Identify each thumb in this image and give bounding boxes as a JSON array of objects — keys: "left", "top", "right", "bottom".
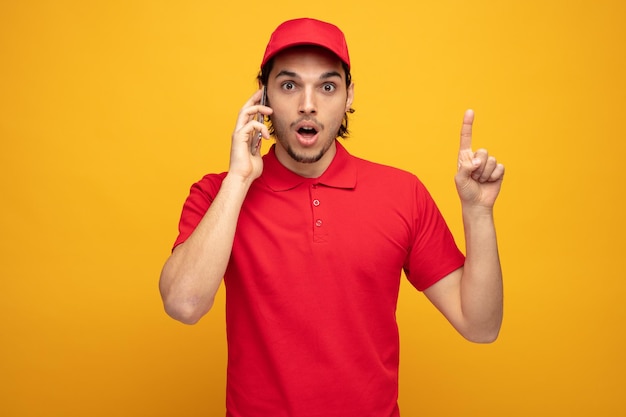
[{"left": 457, "top": 150, "right": 481, "bottom": 178}]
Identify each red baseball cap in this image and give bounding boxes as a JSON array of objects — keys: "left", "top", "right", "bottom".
[{"left": 261, "top": 18, "right": 350, "bottom": 69}]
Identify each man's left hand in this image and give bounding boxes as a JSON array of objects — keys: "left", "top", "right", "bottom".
[{"left": 455, "top": 110, "right": 505, "bottom": 209}]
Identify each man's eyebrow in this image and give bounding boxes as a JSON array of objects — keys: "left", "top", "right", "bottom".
[
  {"left": 274, "top": 70, "right": 298, "bottom": 79},
  {"left": 320, "top": 71, "right": 343, "bottom": 80},
  {"left": 274, "top": 70, "right": 343, "bottom": 80}
]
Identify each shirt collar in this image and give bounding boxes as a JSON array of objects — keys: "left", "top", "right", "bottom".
[{"left": 261, "top": 141, "right": 357, "bottom": 191}]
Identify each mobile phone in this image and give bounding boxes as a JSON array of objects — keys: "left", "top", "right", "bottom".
[{"left": 250, "top": 87, "right": 267, "bottom": 154}]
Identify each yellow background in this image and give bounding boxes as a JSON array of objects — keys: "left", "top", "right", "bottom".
[{"left": 1, "top": 0, "right": 624, "bottom": 416}]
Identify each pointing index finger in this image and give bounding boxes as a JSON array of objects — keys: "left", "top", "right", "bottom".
[{"left": 459, "top": 109, "right": 474, "bottom": 152}]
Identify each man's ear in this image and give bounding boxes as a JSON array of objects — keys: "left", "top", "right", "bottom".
[{"left": 345, "top": 82, "right": 355, "bottom": 113}]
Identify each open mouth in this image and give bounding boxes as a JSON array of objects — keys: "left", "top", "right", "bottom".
[
  {"left": 293, "top": 119, "right": 322, "bottom": 147},
  {"left": 295, "top": 123, "right": 320, "bottom": 146},
  {"left": 297, "top": 126, "right": 318, "bottom": 137}
]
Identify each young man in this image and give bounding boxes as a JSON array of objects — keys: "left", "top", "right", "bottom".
[{"left": 160, "top": 18, "right": 504, "bottom": 417}]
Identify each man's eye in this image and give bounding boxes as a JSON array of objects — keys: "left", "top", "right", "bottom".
[
  {"left": 282, "top": 82, "right": 295, "bottom": 90},
  {"left": 323, "top": 83, "right": 336, "bottom": 92}
]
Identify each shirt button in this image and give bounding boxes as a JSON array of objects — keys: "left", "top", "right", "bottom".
[
  {"left": 315, "top": 219, "right": 323, "bottom": 227},
  {"left": 313, "top": 199, "right": 320, "bottom": 207}
]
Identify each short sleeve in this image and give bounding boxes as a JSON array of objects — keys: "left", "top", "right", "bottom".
[
  {"left": 172, "top": 173, "right": 226, "bottom": 250},
  {"left": 403, "top": 179, "right": 465, "bottom": 291}
]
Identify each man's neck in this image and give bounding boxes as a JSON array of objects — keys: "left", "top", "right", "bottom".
[{"left": 274, "top": 141, "right": 337, "bottom": 178}]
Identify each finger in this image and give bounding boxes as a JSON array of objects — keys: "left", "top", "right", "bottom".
[
  {"left": 235, "top": 89, "right": 266, "bottom": 128},
  {"left": 488, "top": 163, "right": 505, "bottom": 182},
  {"left": 464, "top": 149, "right": 489, "bottom": 181},
  {"left": 238, "top": 103, "right": 272, "bottom": 131},
  {"left": 459, "top": 109, "right": 474, "bottom": 153},
  {"left": 235, "top": 120, "right": 267, "bottom": 141},
  {"left": 249, "top": 121, "right": 273, "bottom": 155},
  {"left": 249, "top": 88, "right": 264, "bottom": 105},
  {"left": 478, "top": 155, "right": 498, "bottom": 183}
]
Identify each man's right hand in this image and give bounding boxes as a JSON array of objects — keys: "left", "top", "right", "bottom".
[{"left": 228, "top": 89, "right": 273, "bottom": 183}]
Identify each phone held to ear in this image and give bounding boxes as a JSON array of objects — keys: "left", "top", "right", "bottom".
[{"left": 250, "top": 87, "right": 267, "bottom": 155}]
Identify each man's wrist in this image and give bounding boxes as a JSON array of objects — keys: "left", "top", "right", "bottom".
[
  {"left": 461, "top": 203, "right": 495, "bottom": 220},
  {"left": 223, "top": 172, "right": 255, "bottom": 193}
]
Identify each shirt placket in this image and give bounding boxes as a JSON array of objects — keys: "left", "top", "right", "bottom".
[{"left": 310, "top": 183, "right": 328, "bottom": 243}]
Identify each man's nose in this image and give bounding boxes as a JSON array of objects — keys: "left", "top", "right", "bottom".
[{"left": 298, "top": 87, "right": 317, "bottom": 115}]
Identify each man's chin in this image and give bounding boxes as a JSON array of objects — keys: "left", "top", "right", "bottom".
[{"left": 286, "top": 146, "right": 325, "bottom": 164}]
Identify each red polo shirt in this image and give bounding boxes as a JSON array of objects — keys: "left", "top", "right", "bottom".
[{"left": 174, "top": 141, "right": 465, "bottom": 417}]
